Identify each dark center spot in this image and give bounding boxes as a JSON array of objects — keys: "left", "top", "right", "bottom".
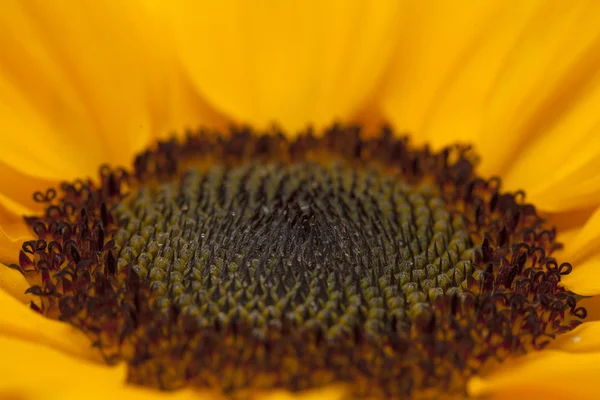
[{"left": 16, "top": 125, "right": 586, "bottom": 399}]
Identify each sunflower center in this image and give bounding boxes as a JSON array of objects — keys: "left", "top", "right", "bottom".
[
  {"left": 18, "top": 125, "right": 585, "bottom": 399},
  {"left": 115, "top": 162, "right": 473, "bottom": 327}
]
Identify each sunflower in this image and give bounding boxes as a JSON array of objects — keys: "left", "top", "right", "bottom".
[{"left": 2, "top": 1, "right": 600, "bottom": 399}]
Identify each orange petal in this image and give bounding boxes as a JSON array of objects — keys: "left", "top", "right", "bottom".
[
  {"left": 579, "top": 296, "right": 600, "bottom": 321},
  {"left": 548, "top": 321, "right": 600, "bottom": 353},
  {"left": 381, "top": 1, "right": 600, "bottom": 216},
  {"left": 1, "top": 0, "right": 231, "bottom": 221},
  {"left": 0, "top": 288, "right": 101, "bottom": 362},
  {"left": 0, "top": 161, "right": 57, "bottom": 214},
  {"left": 381, "top": 0, "right": 541, "bottom": 148},
  {"left": 165, "top": 0, "right": 403, "bottom": 131},
  {"left": 544, "top": 206, "right": 596, "bottom": 237},
  {"left": 0, "top": 264, "right": 34, "bottom": 304},
  {"left": 561, "top": 251, "right": 600, "bottom": 296},
  {"left": 0, "top": 194, "right": 32, "bottom": 265},
  {"left": 0, "top": 335, "right": 209, "bottom": 400},
  {"left": 0, "top": 225, "right": 28, "bottom": 267},
  {"left": 501, "top": 104, "right": 600, "bottom": 213},
  {"left": 130, "top": 2, "right": 231, "bottom": 138},
  {"left": 546, "top": 207, "right": 600, "bottom": 297},
  {"left": 555, "top": 205, "right": 600, "bottom": 264},
  {"left": 259, "top": 386, "right": 347, "bottom": 400},
  {"left": 476, "top": 1, "right": 600, "bottom": 181},
  {"left": 0, "top": 1, "right": 156, "bottom": 180},
  {"left": 468, "top": 350, "right": 600, "bottom": 400}
]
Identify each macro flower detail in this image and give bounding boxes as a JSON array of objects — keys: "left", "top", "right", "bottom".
[
  {"left": 10, "top": 125, "right": 586, "bottom": 398},
  {"left": 3, "top": 1, "right": 600, "bottom": 400}
]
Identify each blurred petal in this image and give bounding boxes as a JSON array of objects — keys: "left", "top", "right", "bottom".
[
  {"left": 579, "top": 296, "right": 600, "bottom": 321},
  {"left": 476, "top": 1, "right": 600, "bottom": 179},
  {"left": 556, "top": 205, "right": 600, "bottom": 263},
  {"left": 500, "top": 77, "right": 600, "bottom": 212},
  {"left": 468, "top": 350, "right": 600, "bottom": 400},
  {"left": 0, "top": 335, "right": 209, "bottom": 400},
  {"left": 548, "top": 321, "right": 600, "bottom": 353},
  {"left": 0, "top": 289, "right": 102, "bottom": 362},
  {"left": 258, "top": 386, "right": 346, "bottom": 400},
  {"left": 382, "top": 1, "right": 600, "bottom": 214},
  {"left": 556, "top": 203, "right": 600, "bottom": 297},
  {"left": 0, "top": 264, "right": 33, "bottom": 304},
  {"left": 148, "top": 68, "right": 232, "bottom": 140},
  {"left": 134, "top": 2, "right": 231, "bottom": 138},
  {"left": 0, "top": 0, "right": 227, "bottom": 188},
  {"left": 561, "top": 252, "right": 600, "bottom": 295},
  {"left": 0, "top": 161, "right": 55, "bottom": 215},
  {"left": 381, "top": 0, "right": 540, "bottom": 147},
  {"left": 0, "top": 195, "right": 32, "bottom": 265},
  {"left": 0, "top": 0, "right": 155, "bottom": 180},
  {"left": 167, "top": 0, "right": 402, "bottom": 131},
  {"left": 0, "top": 226, "right": 28, "bottom": 266},
  {"left": 544, "top": 205, "right": 597, "bottom": 234},
  {"left": 545, "top": 206, "right": 600, "bottom": 296}
]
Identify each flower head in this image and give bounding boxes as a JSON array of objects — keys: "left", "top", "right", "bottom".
[{"left": 2, "top": 1, "right": 600, "bottom": 399}]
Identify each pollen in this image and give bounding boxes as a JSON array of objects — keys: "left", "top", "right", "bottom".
[{"left": 16, "top": 125, "right": 586, "bottom": 399}]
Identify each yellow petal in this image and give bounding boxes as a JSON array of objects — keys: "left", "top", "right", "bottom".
[
  {"left": 0, "top": 159, "right": 58, "bottom": 215},
  {"left": 0, "top": 223, "right": 28, "bottom": 266},
  {"left": 545, "top": 206, "right": 597, "bottom": 235},
  {"left": 381, "top": 0, "right": 541, "bottom": 148},
  {"left": 0, "top": 195, "right": 32, "bottom": 265},
  {"left": 579, "top": 295, "right": 600, "bottom": 321},
  {"left": 561, "top": 251, "right": 600, "bottom": 296},
  {"left": 475, "top": 1, "right": 600, "bottom": 180},
  {"left": 166, "top": 0, "right": 403, "bottom": 131},
  {"left": 545, "top": 207, "right": 600, "bottom": 296},
  {"left": 0, "top": 335, "right": 209, "bottom": 400},
  {"left": 547, "top": 321, "right": 600, "bottom": 353},
  {"left": 148, "top": 68, "right": 232, "bottom": 140},
  {"left": 131, "top": 2, "right": 231, "bottom": 138},
  {"left": 468, "top": 350, "right": 600, "bottom": 400},
  {"left": 0, "top": 264, "right": 34, "bottom": 304},
  {"left": 555, "top": 205, "right": 600, "bottom": 264},
  {"left": 0, "top": 1, "right": 159, "bottom": 180},
  {"left": 381, "top": 1, "right": 600, "bottom": 215},
  {"left": 500, "top": 79, "right": 600, "bottom": 212},
  {"left": 259, "top": 386, "right": 346, "bottom": 400},
  {"left": 0, "top": 288, "right": 100, "bottom": 362}
]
